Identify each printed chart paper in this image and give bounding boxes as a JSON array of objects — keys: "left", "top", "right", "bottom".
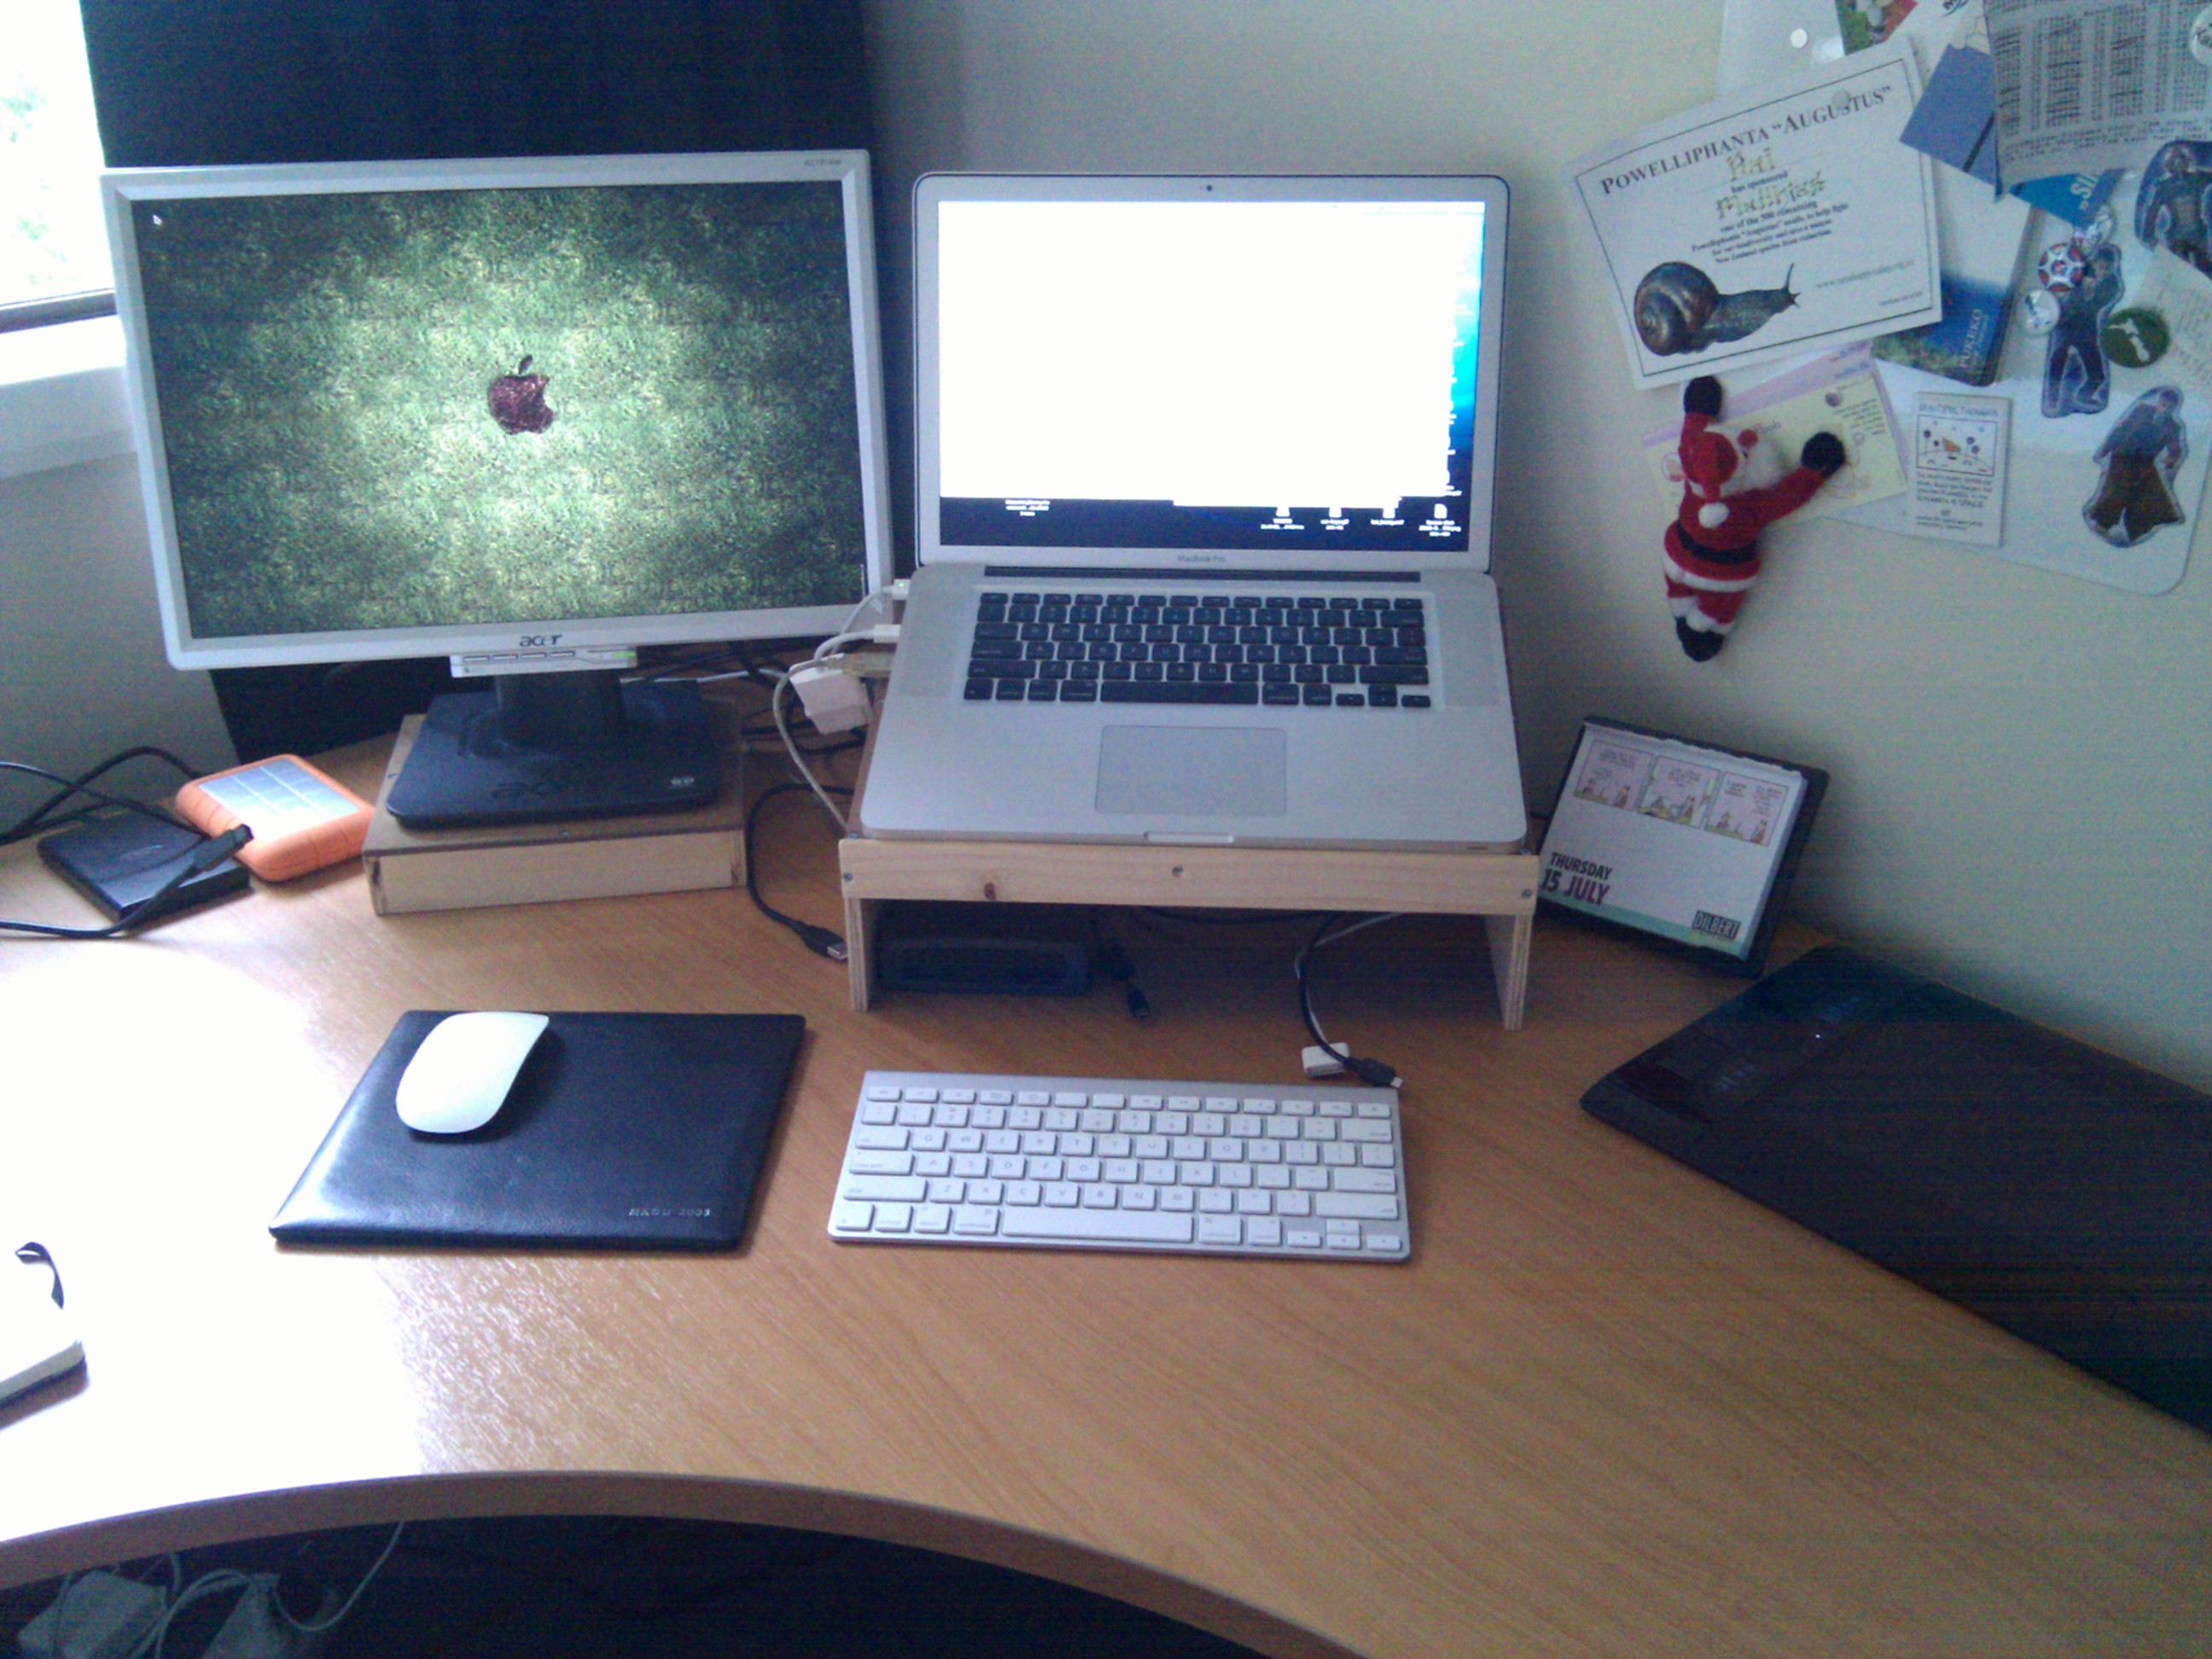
[
  {"left": 1569, "top": 40, "right": 1941, "bottom": 389},
  {"left": 1986, "top": 0, "right": 2212, "bottom": 183}
]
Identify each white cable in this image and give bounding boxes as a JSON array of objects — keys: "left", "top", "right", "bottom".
[
  {"left": 771, "top": 671, "right": 849, "bottom": 832},
  {"left": 137, "top": 1569, "right": 257, "bottom": 1659},
  {"left": 1295, "top": 912, "right": 1404, "bottom": 1051},
  {"left": 281, "top": 1521, "right": 405, "bottom": 1633},
  {"left": 838, "top": 579, "right": 909, "bottom": 636},
  {"left": 124, "top": 1520, "right": 403, "bottom": 1658},
  {"left": 1316, "top": 912, "right": 1403, "bottom": 952},
  {"left": 812, "top": 630, "right": 871, "bottom": 661},
  {"left": 811, "top": 623, "right": 899, "bottom": 662},
  {"left": 838, "top": 588, "right": 882, "bottom": 635}
]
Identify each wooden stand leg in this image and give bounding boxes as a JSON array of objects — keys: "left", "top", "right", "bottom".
[
  {"left": 844, "top": 894, "right": 881, "bottom": 1011},
  {"left": 1483, "top": 908, "right": 1533, "bottom": 1032}
]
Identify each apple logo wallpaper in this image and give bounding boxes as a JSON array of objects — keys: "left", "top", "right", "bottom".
[
  {"left": 132, "top": 183, "right": 867, "bottom": 640},
  {"left": 487, "top": 356, "right": 555, "bottom": 434}
]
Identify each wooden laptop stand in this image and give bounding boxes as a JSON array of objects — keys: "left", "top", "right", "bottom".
[{"left": 838, "top": 827, "right": 1539, "bottom": 1029}]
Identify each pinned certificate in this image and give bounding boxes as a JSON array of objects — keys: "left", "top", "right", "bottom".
[{"left": 1568, "top": 39, "right": 1941, "bottom": 389}]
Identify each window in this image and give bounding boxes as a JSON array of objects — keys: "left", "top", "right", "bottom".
[{"left": 3, "top": 0, "right": 112, "bottom": 328}]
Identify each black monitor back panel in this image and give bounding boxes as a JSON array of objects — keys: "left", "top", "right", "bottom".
[
  {"left": 79, "top": 0, "right": 871, "bottom": 169},
  {"left": 1584, "top": 946, "right": 2212, "bottom": 1432}
]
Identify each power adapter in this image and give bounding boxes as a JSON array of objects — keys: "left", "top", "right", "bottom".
[
  {"left": 1302, "top": 1042, "right": 1353, "bottom": 1080},
  {"left": 201, "top": 1577, "right": 329, "bottom": 1659},
  {"left": 17, "top": 1570, "right": 166, "bottom": 1659},
  {"left": 1302, "top": 1043, "right": 1403, "bottom": 1089},
  {"left": 788, "top": 660, "right": 874, "bottom": 733}
]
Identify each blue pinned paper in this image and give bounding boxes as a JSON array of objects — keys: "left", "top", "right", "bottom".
[
  {"left": 2011, "top": 168, "right": 2122, "bottom": 229},
  {"left": 1898, "top": 43, "right": 2121, "bottom": 228},
  {"left": 1901, "top": 45, "right": 2000, "bottom": 189}
]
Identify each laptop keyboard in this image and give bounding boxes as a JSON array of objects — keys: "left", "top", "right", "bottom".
[{"left": 963, "top": 589, "right": 1433, "bottom": 708}]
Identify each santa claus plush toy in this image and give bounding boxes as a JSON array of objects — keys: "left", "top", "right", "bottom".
[{"left": 1665, "top": 375, "right": 1846, "bottom": 661}]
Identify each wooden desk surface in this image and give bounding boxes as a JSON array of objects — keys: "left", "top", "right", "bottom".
[{"left": 3, "top": 738, "right": 2209, "bottom": 1656}]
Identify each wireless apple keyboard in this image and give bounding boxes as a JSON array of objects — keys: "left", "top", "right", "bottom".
[{"left": 828, "top": 1072, "right": 1409, "bottom": 1260}]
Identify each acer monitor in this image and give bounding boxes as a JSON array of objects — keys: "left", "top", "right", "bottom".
[{"left": 104, "top": 149, "right": 892, "bottom": 826}]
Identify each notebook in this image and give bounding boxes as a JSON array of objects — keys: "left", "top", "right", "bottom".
[
  {"left": 272, "top": 1011, "right": 805, "bottom": 1249},
  {"left": 1583, "top": 946, "right": 2212, "bottom": 1431},
  {"left": 858, "top": 173, "right": 1527, "bottom": 852}
]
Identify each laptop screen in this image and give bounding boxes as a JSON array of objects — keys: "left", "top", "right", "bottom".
[{"left": 917, "top": 177, "right": 1507, "bottom": 569}]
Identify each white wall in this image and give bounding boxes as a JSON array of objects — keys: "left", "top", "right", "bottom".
[
  {"left": 0, "top": 449, "right": 236, "bottom": 795},
  {"left": 861, "top": 0, "right": 2212, "bottom": 1086}
]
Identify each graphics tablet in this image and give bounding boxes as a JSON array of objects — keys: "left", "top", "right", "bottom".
[{"left": 1584, "top": 946, "right": 2212, "bottom": 1431}]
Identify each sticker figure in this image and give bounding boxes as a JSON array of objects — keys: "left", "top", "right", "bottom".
[
  {"left": 2134, "top": 142, "right": 2212, "bottom": 279},
  {"left": 2042, "top": 244, "right": 2123, "bottom": 418},
  {"left": 2084, "top": 387, "right": 2189, "bottom": 547}
]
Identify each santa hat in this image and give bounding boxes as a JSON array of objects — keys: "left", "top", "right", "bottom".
[{"left": 1679, "top": 423, "right": 1769, "bottom": 530}]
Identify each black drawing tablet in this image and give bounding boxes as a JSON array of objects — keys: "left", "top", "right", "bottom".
[{"left": 1584, "top": 946, "right": 2212, "bottom": 1431}]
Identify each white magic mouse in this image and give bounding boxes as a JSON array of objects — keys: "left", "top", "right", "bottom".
[{"left": 395, "top": 1011, "right": 550, "bottom": 1135}]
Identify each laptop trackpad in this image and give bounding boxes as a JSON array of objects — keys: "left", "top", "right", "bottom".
[{"left": 1095, "top": 726, "right": 1287, "bottom": 818}]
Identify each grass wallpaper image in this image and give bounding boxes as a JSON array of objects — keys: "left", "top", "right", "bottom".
[{"left": 135, "top": 180, "right": 868, "bottom": 642}]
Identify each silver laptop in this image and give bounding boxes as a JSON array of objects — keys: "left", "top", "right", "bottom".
[{"left": 859, "top": 172, "right": 1526, "bottom": 851}]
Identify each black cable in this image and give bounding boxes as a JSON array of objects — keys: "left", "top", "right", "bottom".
[
  {"left": 738, "top": 722, "right": 866, "bottom": 759},
  {"left": 1138, "top": 906, "right": 1324, "bottom": 928},
  {"left": 729, "top": 640, "right": 813, "bottom": 691},
  {"left": 0, "top": 825, "right": 252, "bottom": 940},
  {"left": 638, "top": 644, "right": 864, "bottom": 759},
  {"left": 633, "top": 640, "right": 766, "bottom": 673},
  {"left": 743, "top": 783, "right": 851, "bottom": 961},
  {"left": 13, "top": 1242, "right": 63, "bottom": 1307},
  {"left": 1294, "top": 913, "right": 1403, "bottom": 1089},
  {"left": 1088, "top": 912, "right": 1151, "bottom": 1021},
  {"left": 637, "top": 637, "right": 864, "bottom": 708},
  {"left": 1, "top": 753, "right": 203, "bottom": 847}
]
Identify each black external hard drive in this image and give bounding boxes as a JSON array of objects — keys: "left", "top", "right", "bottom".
[{"left": 37, "top": 810, "right": 250, "bottom": 920}]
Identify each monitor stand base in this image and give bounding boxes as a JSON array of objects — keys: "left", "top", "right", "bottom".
[{"left": 383, "top": 676, "right": 720, "bottom": 829}]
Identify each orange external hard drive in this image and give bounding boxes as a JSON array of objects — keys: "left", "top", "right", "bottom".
[{"left": 175, "top": 755, "right": 374, "bottom": 882}]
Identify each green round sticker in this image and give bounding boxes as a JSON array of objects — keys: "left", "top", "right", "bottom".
[{"left": 2103, "top": 307, "right": 2171, "bottom": 368}]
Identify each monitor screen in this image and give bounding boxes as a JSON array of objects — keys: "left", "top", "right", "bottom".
[
  {"left": 106, "top": 150, "right": 893, "bottom": 670},
  {"left": 915, "top": 176, "right": 1505, "bottom": 567}
]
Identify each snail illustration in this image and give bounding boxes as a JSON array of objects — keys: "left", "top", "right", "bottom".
[{"left": 1633, "top": 262, "right": 1798, "bottom": 358}]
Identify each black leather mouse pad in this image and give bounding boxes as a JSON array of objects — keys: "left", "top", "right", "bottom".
[{"left": 273, "top": 1010, "right": 806, "bottom": 1249}]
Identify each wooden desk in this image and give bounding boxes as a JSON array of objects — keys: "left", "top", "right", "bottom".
[{"left": 3, "top": 736, "right": 2209, "bottom": 1656}]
